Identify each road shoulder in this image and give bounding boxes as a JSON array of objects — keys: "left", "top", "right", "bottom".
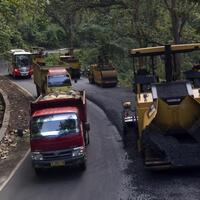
[{"left": 0, "top": 76, "right": 32, "bottom": 190}]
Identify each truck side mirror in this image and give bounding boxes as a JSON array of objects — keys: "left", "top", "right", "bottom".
[{"left": 85, "top": 122, "right": 90, "bottom": 131}]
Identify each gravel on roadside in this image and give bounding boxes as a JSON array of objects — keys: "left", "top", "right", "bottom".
[{"left": 0, "top": 76, "right": 33, "bottom": 187}]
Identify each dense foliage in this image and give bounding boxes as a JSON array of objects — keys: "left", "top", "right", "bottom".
[{"left": 1, "top": 0, "right": 200, "bottom": 85}]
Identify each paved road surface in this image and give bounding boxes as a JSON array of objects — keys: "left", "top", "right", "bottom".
[
  {"left": 0, "top": 100, "right": 129, "bottom": 200},
  {"left": 1, "top": 63, "right": 200, "bottom": 199}
]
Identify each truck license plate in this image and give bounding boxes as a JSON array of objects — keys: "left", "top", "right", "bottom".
[{"left": 51, "top": 160, "right": 65, "bottom": 167}]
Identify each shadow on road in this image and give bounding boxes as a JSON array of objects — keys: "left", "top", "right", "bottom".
[{"left": 33, "top": 167, "right": 85, "bottom": 183}]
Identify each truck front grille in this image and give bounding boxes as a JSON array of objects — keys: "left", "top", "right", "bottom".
[{"left": 42, "top": 149, "right": 73, "bottom": 161}]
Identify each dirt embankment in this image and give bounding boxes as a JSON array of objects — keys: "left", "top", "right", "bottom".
[{"left": 0, "top": 76, "right": 33, "bottom": 186}]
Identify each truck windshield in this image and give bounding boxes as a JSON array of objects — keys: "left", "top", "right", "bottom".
[
  {"left": 31, "top": 113, "right": 79, "bottom": 138},
  {"left": 48, "top": 75, "right": 71, "bottom": 87},
  {"left": 15, "top": 55, "right": 31, "bottom": 68}
]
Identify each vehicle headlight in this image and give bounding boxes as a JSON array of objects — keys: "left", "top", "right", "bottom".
[
  {"left": 72, "top": 146, "right": 85, "bottom": 157},
  {"left": 124, "top": 116, "right": 133, "bottom": 122},
  {"left": 31, "top": 152, "right": 43, "bottom": 161}
]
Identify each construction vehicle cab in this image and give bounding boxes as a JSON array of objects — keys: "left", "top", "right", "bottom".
[
  {"left": 184, "top": 61, "right": 200, "bottom": 88},
  {"left": 32, "top": 47, "right": 46, "bottom": 66},
  {"left": 126, "top": 43, "right": 200, "bottom": 169}
]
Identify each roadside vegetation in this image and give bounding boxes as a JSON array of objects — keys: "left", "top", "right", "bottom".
[{"left": 1, "top": 0, "right": 200, "bottom": 86}]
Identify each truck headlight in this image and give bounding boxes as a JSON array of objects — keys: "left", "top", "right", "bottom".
[
  {"left": 31, "top": 152, "right": 43, "bottom": 161},
  {"left": 72, "top": 146, "right": 85, "bottom": 157}
]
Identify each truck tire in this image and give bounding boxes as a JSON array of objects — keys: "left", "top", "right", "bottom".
[
  {"left": 85, "top": 132, "right": 90, "bottom": 145},
  {"left": 100, "top": 82, "right": 105, "bottom": 87},
  {"left": 34, "top": 168, "right": 43, "bottom": 175},
  {"left": 36, "top": 85, "right": 40, "bottom": 97},
  {"left": 79, "top": 161, "right": 86, "bottom": 171},
  {"left": 89, "top": 77, "right": 94, "bottom": 84}
]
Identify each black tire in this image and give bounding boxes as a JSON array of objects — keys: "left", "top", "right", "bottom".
[
  {"left": 79, "top": 161, "right": 86, "bottom": 171},
  {"left": 34, "top": 168, "right": 43, "bottom": 175},
  {"left": 85, "top": 132, "right": 90, "bottom": 145},
  {"left": 100, "top": 82, "right": 105, "bottom": 87},
  {"left": 89, "top": 77, "right": 94, "bottom": 84},
  {"left": 84, "top": 132, "right": 90, "bottom": 146},
  {"left": 36, "top": 85, "right": 40, "bottom": 97}
]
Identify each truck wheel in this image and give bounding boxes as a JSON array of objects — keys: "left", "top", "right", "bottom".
[
  {"left": 79, "top": 161, "right": 86, "bottom": 171},
  {"left": 85, "top": 132, "right": 90, "bottom": 145},
  {"left": 100, "top": 82, "right": 105, "bottom": 87},
  {"left": 89, "top": 78, "right": 94, "bottom": 84},
  {"left": 36, "top": 85, "right": 40, "bottom": 97},
  {"left": 34, "top": 168, "right": 43, "bottom": 175}
]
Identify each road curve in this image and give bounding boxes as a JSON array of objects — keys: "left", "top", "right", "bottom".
[
  {"left": 1, "top": 64, "right": 200, "bottom": 200},
  {"left": 0, "top": 74, "right": 130, "bottom": 200},
  {"left": 0, "top": 100, "right": 129, "bottom": 200}
]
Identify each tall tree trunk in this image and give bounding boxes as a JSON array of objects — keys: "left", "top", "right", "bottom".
[{"left": 169, "top": 0, "right": 181, "bottom": 80}]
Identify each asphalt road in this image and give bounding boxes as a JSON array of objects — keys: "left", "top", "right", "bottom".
[
  {"left": 0, "top": 100, "right": 129, "bottom": 200},
  {"left": 1, "top": 65, "right": 200, "bottom": 199},
  {"left": 0, "top": 73, "right": 130, "bottom": 199}
]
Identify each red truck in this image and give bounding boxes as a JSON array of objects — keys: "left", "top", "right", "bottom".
[{"left": 30, "top": 90, "right": 90, "bottom": 174}]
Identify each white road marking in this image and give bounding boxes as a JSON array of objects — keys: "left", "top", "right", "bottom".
[
  {"left": 0, "top": 149, "right": 30, "bottom": 191},
  {"left": 0, "top": 80, "right": 34, "bottom": 191},
  {"left": 10, "top": 81, "right": 33, "bottom": 98}
]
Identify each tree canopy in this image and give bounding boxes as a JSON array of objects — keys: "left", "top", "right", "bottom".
[{"left": 1, "top": 0, "right": 200, "bottom": 85}]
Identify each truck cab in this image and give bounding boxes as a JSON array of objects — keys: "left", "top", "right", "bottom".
[{"left": 30, "top": 91, "right": 90, "bottom": 174}]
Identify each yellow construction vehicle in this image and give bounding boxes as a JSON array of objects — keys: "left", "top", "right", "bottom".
[
  {"left": 59, "top": 48, "right": 81, "bottom": 80},
  {"left": 123, "top": 43, "right": 200, "bottom": 169},
  {"left": 184, "top": 61, "right": 200, "bottom": 88},
  {"left": 32, "top": 47, "right": 46, "bottom": 66},
  {"left": 88, "top": 55, "right": 118, "bottom": 88}
]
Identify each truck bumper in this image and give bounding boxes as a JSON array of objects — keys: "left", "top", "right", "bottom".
[{"left": 32, "top": 155, "right": 85, "bottom": 169}]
